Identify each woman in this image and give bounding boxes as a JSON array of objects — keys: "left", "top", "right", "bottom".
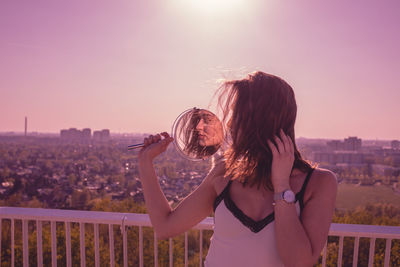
[{"left": 138, "top": 71, "right": 337, "bottom": 266}]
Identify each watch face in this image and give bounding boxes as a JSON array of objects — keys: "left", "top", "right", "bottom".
[{"left": 283, "top": 190, "right": 295, "bottom": 203}]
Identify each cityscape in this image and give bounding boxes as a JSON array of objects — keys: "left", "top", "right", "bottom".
[{"left": 1, "top": 129, "right": 400, "bottom": 208}]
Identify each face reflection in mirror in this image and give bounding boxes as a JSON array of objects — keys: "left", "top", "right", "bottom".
[
  {"left": 174, "top": 108, "right": 224, "bottom": 160},
  {"left": 195, "top": 110, "right": 223, "bottom": 147}
]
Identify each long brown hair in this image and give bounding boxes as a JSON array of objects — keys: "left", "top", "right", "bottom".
[{"left": 218, "top": 71, "right": 312, "bottom": 191}]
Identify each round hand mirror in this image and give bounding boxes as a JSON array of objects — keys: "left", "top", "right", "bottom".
[{"left": 128, "top": 108, "right": 224, "bottom": 161}]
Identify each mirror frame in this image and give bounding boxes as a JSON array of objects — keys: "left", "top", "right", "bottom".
[{"left": 171, "top": 107, "right": 224, "bottom": 161}]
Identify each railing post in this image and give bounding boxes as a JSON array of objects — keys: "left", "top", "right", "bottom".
[
  {"left": 184, "top": 232, "right": 188, "bottom": 267},
  {"left": 109, "top": 224, "right": 115, "bottom": 267},
  {"left": 338, "top": 236, "right": 344, "bottom": 267},
  {"left": 154, "top": 231, "right": 158, "bottom": 267},
  {"left": 37, "top": 220, "right": 43, "bottom": 267},
  {"left": 353, "top": 237, "right": 360, "bottom": 267},
  {"left": 368, "top": 238, "right": 376, "bottom": 267},
  {"left": 0, "top": 219, "right": 2, "bottom": 264},
  {"left": 80, "top": 222, "right": 86, "bottom": 267},
  {"left": 22, "top": 220, "right": 29, "bottom": 267},
  {"left": 11, "top": 218, "right": 15, "bottom": 267},
  {"left": 199, "top": 230, "right": 203, "bottom": 267},
  {"left": 65, "top": 222, "right": 71, "bottom": 267},
  {"left": 94, "top": 223, "right": 100, "bottom": 267},
  {"left": 139, "top": 226, "right": 143, "bottom": 267},
  {"left": 122, "top": 225, "right": 128, "bottom": 267},
  {"left": 384, "top": 238, "right": 392, "bottom": 267},
  {"left": 51, "top": 221, "right": 57, "bottom": 267},
  {"left": 169, "top": 238, "right": 173, "bottom": 267}
]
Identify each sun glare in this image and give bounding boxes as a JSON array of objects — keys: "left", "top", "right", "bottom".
[{"left": 173, "top": 0, "right": 246, "bottom": 17}]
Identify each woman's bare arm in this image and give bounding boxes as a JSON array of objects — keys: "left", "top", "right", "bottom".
[
  {"left": 138, "top": 132, "right": 220, "bottom": 240},
  {"left": 267, "top": 130, "right": 337, "bottom": 266},
  {"left": 274, "top": 169, "right": 337, "bottom": 266}
]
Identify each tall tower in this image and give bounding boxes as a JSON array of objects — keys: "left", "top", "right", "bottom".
[{"left": 25, "top": 116, "right": 27, "bottom": 137}]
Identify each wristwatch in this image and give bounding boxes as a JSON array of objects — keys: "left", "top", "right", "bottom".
[{"left": 273, "top": 189, "right": 296, "bottom": 204}]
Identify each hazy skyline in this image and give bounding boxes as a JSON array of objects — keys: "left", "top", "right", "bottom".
[{"left": 1, "top": 0, "right": 399, "bottom": 139}]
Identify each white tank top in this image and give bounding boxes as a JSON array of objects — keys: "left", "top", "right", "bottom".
[{"left": 204, "top": 169, "right": 314, "bottom": 267}]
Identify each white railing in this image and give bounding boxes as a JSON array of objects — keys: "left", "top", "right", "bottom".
[{"left": 1, "top": 207, "right": 399, "bottom": 267}]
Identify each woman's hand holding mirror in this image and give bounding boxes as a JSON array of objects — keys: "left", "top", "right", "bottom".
[{"left": 138, "top": 132, "right": 174, "bottom": 162}]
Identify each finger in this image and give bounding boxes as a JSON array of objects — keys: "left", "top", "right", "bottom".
[
  {"left": 267, "top": 139, "right": 278, "bottom": 155},
  {"left": 154, "top": 134, "right": 161, "bottom": 143},
  {"left": 274, "top": 135, "right": 285, "bottom": 154},
  {"left": 280, "top": 129, "right": 290, "bottom": 152},
  {"left": 161, "top": 132, "right": 173, "bottom": 143},
  {"left": 160, "top": 132, "right": 171, "bottom": 139},
  {"left": 287, "top": 135, "right": 295, "bottom": 154},
  {"left": 143, "top": 137, "right": 149, "bottom": 146}
]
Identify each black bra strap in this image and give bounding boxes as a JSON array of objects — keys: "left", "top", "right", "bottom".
[
  {"left": 296, "top": 168, "right": 315, "bottom": 212},
  {"left": 300, "top": 168, "right": 315, "bottom": 195},
  {"left": 213, "top": 180, "right": 232, "bottom": 212}
]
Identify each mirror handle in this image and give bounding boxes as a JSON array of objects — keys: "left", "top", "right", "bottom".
[{"left": 127, "top": 143, "right": 144, "bottom": 150}]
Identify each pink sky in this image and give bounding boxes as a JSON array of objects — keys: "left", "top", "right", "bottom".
[{"left": 1, "top": 0, "right": 399, "bottom": 140}]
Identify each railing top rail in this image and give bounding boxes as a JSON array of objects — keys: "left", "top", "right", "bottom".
[
  {"left": 0, "top": 207, "right": 214, "bottom": 229},
  {"left": 1, "top": 207, "right": 399, "bottom": 237},
  {"left": 329, "top": 222, "right": 400, "bottom": 239}
]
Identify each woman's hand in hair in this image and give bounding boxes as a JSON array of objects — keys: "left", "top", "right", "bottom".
[
  {"left": 267, "top": 129, "right": 295, "bottom": 192},
  {"left": 139, "top": 132, "right": 174, "bottom": 162}
]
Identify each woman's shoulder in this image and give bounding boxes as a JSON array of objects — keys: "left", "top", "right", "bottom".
[
  {"left": 208, "top": 155, "right": 227, "bottom": 177},
  {"left": 308, "top": 167, "right": 338, "bottom": 194},
  {"left": 311, "top": 167, "right": 337, "bottom": 183},
  {"left": 202, "top": 156, "right": 227, "bottom": 192},
  {"left": 299, "top": 167, "right": 337, "bottom": 207}
]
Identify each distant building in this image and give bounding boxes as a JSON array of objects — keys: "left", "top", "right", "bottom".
[
  {"left": 60, "top": 127, "right": 110, "bottom": 142},
  {"left": 93, "top": 131, "right": 101, "bottom": 140},
  {"left": 335, "top": 151, "right": 365, "bottom": 164},
  {"left": 344, "top": 136, "right": 362, "bottom": 151},
  {"left": 312, "top": 151, "right": 370, "bottom": 165},
  {"left": 391, "top": 140, "right": 400, "bottom": 150},
  {"left": 60, "top": 128, "right": 81, "bottom": 140},
  {"left": 93, "top": 129, "right": 110, "bottom": 142},
  {"left": 60, "top": 128, "right": 91, "bottom": 142},
  {"left": 326, "top": 136, "right": 362, "bottom": 152},
  {"left": 327, "top": 140, "right": 344, "bottom": 151},
  {"left": 82, "top": 128, "right": 91, "bottom": 140},
  {"left": 101, "top": 129, "right": 110, "bottom": 138}
]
